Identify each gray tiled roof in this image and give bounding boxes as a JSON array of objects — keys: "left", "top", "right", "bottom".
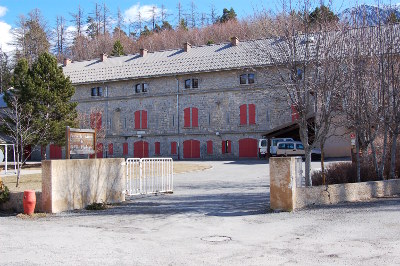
[{"left": 62, "top": 39, "right": 276, "bottom": 85}]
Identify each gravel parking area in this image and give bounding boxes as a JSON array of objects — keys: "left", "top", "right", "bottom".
[{"left": 1, "top": 159, "right": 399, "bottom": 265}]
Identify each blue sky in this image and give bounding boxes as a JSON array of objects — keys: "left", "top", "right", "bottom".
[{"left": 0, "top": 0, "right": 398, "bottom": 52}]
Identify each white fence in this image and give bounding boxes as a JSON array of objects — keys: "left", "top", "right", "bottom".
[{"left": 126, "top": 158, "right": 173, "bottom": 196}]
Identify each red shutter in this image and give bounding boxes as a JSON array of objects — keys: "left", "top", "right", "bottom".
[
  {"left": 142, "top": 110, "right": 147, "bottom": 129},
  {"left": 155, "top": 142, "right": 160, "bottom": 155},
  {"left": 207, "top": 140, "right": 213, "bottom": 155},
  {"left": 123, "top": 142, "right": 128, "bottom": 155},
  {"left": 171, "top": 142, "right": 177, "bottom": 154},
  {"left": 192, "top": 108, "right": 198, "bottom": 127},
  {"left": 222, "top": 141, "right": 226, "bottom": 154},
  {"left": 227, "top": 140, "right": 232, "bottom": 153},
  {"left": 184, "top": 108, "right": 190, "bottom": 127},
  {"left": 90, "top": 113, "right": 102, "bottom": 130},
  {"left": 249, "top": 104, "right": 256, "bottom": 125},
  {"left": 134, "top": 110, "right": 140, "bottom": 129},
  {"left": 108, "top": 143, "right": 113, "bottom": 156},
  {"left": 240, "top": 104, "right": 247, "bottom": 125},
  {"left": 97, "top": 143, "right": 103, "bottom": 158},
  {"left": 291, "top": 104, "right": 299, "bottom": 122}
]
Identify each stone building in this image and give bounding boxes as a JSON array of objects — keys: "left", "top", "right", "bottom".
[{"left": 61, "top": 37, "right": 349, "bottom": 160}]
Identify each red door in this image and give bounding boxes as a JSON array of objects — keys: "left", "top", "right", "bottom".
[
  {"left": 134, "top": 141, "right": 149, "bottom": 158},
  {"left": 49, "top": 144, "right": 62, "bottom": 159},
  {"left": 239, "top": 138, "right": 258, "bottom": 158},
  {"left": 183, "top": 140, "right": 200, "bottom": 159}
]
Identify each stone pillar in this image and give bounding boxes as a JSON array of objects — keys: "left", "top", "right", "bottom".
[{"left": 269, "top": 157, "right": 298, "bottom": 211}]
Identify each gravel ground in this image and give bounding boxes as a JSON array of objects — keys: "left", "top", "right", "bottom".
[{"left": 1, "top": 159, "right": 399, "bottom": 265}]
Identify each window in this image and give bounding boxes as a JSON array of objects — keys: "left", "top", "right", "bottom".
[
  {"left": 91, "top": 87, "right": 103, "bottom": 97},
  {"left": 134, "top": 110, "right": 147, "bottom": 129},
  {"left": 184, "top": 107, "right": 198, "bottom": 128},
  {"left": 296, "top": 143, "right": 304, "bottom": 150},
  {"left": 171, "top": 142, "right": 177, "bottom": 155},
  {"left": 184, "top": 78, "right": 199, "bottom": 89},
  {"left": 260, "top": 140, "right": 267, "bottom": 147},
  {"left": 297, "top": 68, "right": 303, "bottom": 80},
  {"left": 123, "top": 142, "right": 128, "bottom": 155},
  {"left": 207, "top": 140, "right": 213, "bottom": 155},
  {"left": 239, "top": 74, "right": 255, "bottom": 85},
  {"left": 155, "top": 142, "right": 161, "bottom": 155},
  {"left": 135, "top": 83, "right": 149, "bottom": 93},
  {"left": 239, "top": 104, "right": 256, "bottom": 125},
  {"left": 222, "top": 140, "right": 232, "bottom": 154},
  {"left": 90, "top": 112, "right": 102, "bottom": 130},
  {"left": 108, "top": 143, "right": 113, "bottom": 156}
]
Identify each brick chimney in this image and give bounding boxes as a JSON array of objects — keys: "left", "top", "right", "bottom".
[
  {"left": 140, "top": 48, "right": 148, "bottom": 57},
  {"left": 100, "top": 53, "right": 108, "bottom": 62},
  {"left": 230, "top": 36, "right": 239, "bottom": 46},
  {"left": 183, "top": 42, "right": 191, "bottom": 52},
  {"left": 63, "top": 58, "right": 71, "bottom": 67}
]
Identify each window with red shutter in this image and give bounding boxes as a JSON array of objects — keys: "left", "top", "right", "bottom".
[
  {"left": 134, "top": 110, "right": 140, "bottom": 129},
  {"left": 90, "top": 112, "right": 102, "bottom": 130},
  {"left": 184, "top": 108, "right": 190, "bottom": 127},
  {"left": 207, "top": 140, "right": 213, "bottom": 155},
  {"left": 192, "top": 108, "right": 198, "bottom": 127},
  {"left": 249, "top": 104, "right": 256, "bottom": 125},
  {"left": 108, "top": 143, "right": 113, "bottom": 156},
  {"left": 240, "top": 104, "right": 247, "bottom": 125},
  {"left": 171, "top": 142, "right": 177, "bottom": 155},
  {"left": 291, "top": 104, "right": 299, "bottom": 121},
  {"left": 222, "top": 140, "right": 231, "bottom": 154},
  {"left": 142, "top": 110, "right": 147, "bottom": 129},
  {"left": 123, "top": 142, "right": 128, "bottom": 155},
  {"left": 155, "top": 142, "right": 160, "bottom": 155}
]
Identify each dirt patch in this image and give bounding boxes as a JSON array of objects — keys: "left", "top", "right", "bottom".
[
  {"left": 173, "top": 162, "right": 212, "bottom": 174},
  {"left": 2, "top": 174, "right": 42, "bottom": 193},
  {"left": 16, "top": 213, "right": 47, "bottom": 219}
]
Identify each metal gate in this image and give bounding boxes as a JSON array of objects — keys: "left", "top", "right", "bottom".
[{"left": 126, "top": 158, "right": 173, "bottom": 196}]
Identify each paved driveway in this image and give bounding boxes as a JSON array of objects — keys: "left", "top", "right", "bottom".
[{"left": 1, "top": 160, "right": 399, "bottom": 265}]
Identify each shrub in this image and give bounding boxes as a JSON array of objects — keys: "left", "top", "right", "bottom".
[
  {"left": 312, "top": 162, "right": 381, "bottom": 186},
  {"left": 0, "top": 181, "right": 10, "bottom": 204},
  {"left": 86, "top": 202, "right": 108, "bottom": 210}
]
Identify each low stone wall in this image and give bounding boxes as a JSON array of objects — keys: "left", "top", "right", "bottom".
[
  {"left": 0, "top": 191, "right": 42, "bottom": 213},
  {"left": 295, "top": 179, "right": 400, "bottom": 209},
  {"left": 269, "top": 157, "right": 400, "bottom": 211},
  {"left": 42, "top": 158, "right": 125, "bottom": 213}
]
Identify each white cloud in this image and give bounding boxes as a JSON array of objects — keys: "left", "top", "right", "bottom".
[
  {"left": 123, "top": 3, "right": 162, "bottom": 23},
  {"left": 0, "top": 6, "right": 7, "bottom": 18},
  {"left": 0, "top": 21, "right": 13, "bottom": 53}
]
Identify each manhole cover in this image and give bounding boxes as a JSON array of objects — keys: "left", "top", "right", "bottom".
[{"left": 201, "top": 235, "right": 232, "bottom": 243}]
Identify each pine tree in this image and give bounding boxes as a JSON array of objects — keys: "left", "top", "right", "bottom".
[
  {"left": 111, "top": 40, "right": 125, "bottom": 56},
  {"left": 22, "top": 53, "right": 78, "bottom": 153},
  {"left": 219, "top": 8, "right": 237, "bottom": 23}
]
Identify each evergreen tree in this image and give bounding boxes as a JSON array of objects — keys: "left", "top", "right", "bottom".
[
  {"left": 140, "top": 26, "right": 152, "bottom": 37},
  {"left": 21, "top": 53, "right": 78, "bottom": 152},
  {"left": 219, "top": 8, "right": 237, "bottom": 23},
  {"left": 161, "top": 21, "right": 173, "bottom": 31},
  {"left": 309, "top": 5, "right": 338, "bottom": 25},
  {"left": 178, "top": 18, "right": 188, "bottom": 30},
  {"left": 386, "top": 12, "right": 400, "bottom": 24},
  {"left": 111, "top": 40, "right": 125, "bottom": 56}
]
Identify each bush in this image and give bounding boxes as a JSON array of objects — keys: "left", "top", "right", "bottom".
[
  {"left": 0, "top": 181, "right": 10, "bottom": 204},
  {"left": 85, "top": 202, "right": 108, "bottom": 210},
  {"left": 312, "top": 162, "right": 381, "bottom": 186}
]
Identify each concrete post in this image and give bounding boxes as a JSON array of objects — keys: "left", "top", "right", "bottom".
[{"left": 269, "top": 157, "right": 298, "bottom": 211}]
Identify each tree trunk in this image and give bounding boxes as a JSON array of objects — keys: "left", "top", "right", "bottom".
[
  {"left": 305, "top": 149, "right": 312, "bottom": 186},
  {"left": 321, "top": 143, "right": 325, "bottom": 185},
  {"left": 356, "top": 136, "right": 361, "bottom": 183},
  {"left": 390, "top": 128, "right": 398, "bottom": 179}
]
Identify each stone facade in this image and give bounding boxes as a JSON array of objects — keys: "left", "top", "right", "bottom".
[{"left": 72, "top": 67, "right": 293, "bottom": 159}]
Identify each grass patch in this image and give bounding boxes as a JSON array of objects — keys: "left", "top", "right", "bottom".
[{"left": 2, "top": 174, "right": 42, "bottom": 193}]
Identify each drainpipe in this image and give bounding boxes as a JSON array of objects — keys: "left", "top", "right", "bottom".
[
  {"left": 104, "top": 83, "right": 108, "bottom": 158},
  {"left": 176, "top": 77, "right": 180, "bottom": 160}
]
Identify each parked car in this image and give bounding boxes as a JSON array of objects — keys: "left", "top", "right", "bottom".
[
  {"left": 258, "top": 139, "right": 268, "bottom": 158},
  {"left": 276, "top": 141, "right": 321, "bottom": 160},
  {"left": 269, "top": 138, "right": 294, "bottom": 157}
]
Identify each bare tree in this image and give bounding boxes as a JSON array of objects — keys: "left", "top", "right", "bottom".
[
  {"left": 55, "top": 16, "right": 66, "bottom": 61},
  {"left": 70, "top": 5, "right": 84, "bottom": 38}
]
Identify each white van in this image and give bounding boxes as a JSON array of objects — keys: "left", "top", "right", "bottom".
[
  {"left": 270, "top": 138, "right": 294, "bottom": 156},
  {"left": 276, "top": 141, "right": 321, "bottom": 160},
  {"left": 258, "top": 139, "right": 268, "bottom": 158}
]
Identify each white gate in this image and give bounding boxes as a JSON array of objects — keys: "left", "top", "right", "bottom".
[{"left": 126, "top": 158, "right": 173, "bottom": 196}]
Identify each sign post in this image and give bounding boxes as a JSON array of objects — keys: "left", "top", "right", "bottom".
[{"left": 66, "top": 127, "right": 96, "bottom": 159}]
